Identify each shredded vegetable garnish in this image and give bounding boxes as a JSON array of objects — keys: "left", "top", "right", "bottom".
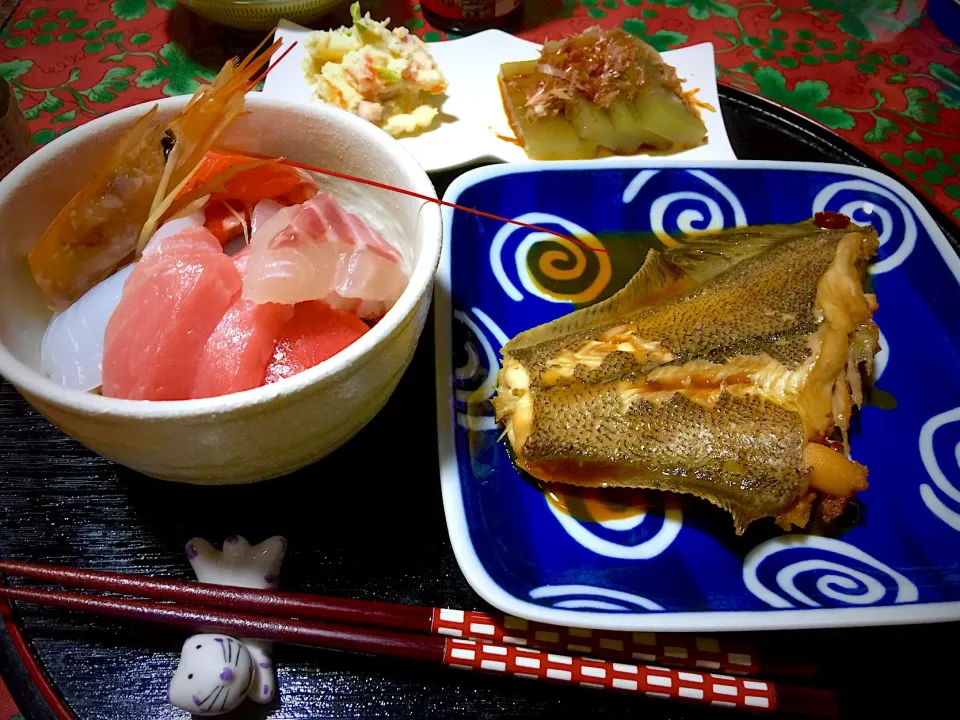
[{"left": 519, "top": 27, "right": 683, "bottom": 120}]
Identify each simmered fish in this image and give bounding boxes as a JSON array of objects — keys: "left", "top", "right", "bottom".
[{"left": 493, "top": 217, "right": 879, "bottom": 533}]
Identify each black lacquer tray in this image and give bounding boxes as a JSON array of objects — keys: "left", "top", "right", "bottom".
[{"left": 1, "top": 85, "right": 958, "bottom": 720}]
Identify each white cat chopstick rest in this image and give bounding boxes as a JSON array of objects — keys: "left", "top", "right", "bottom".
[
  {"left": 169, "top": 635, "right": 256, "bottom": 715},
  {"left": 168, "top": 535, "right": 286, "bottom": 716}
]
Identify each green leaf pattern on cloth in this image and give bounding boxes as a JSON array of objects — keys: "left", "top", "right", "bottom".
[
  {"left": 665, "top": 0, "right": 737, "bottom": 20},
  {"left": 0, "top": 0, "right": 955, "bottom": 216},
  {"left": 0, "top": 59, "right": 32, "bottom": 80},
  {"left": 930, "top": 63, "right": 960, "bottom": 111},
  {"left": 863, "top": 115, "right": 898, "bottom": 143},
  {"left": 622, "top": 19, "right": 688, "bottom": 51},
  {"left": 111, "top": 0, "right": 173, "bottom": 22},
  {"left": 86, "top": 66, "right": 135, "bottom": 103},
  {"left": 806, "top": 0, "right": 904, "bottom": 41},
  {"left": 752, "top": 67, "right": 855, "bottom": 129},
  {"left": 900, "top": 87, "right": 940, "bottom": 125},
  {"left": 22, "top": 91, "right": 62, "bottom": 120},
  {"left": 136, "top": 43, "right": 216, "bottom": 96}
]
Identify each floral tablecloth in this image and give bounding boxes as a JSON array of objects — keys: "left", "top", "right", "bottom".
[
  {"left": 0, "top": 0, "right": 956, "bottom": 715},
  {"left": 0, "top": 0, "right": 958, "bottom": 221}
]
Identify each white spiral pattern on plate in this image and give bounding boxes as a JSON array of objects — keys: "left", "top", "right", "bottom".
[
  {"left": 529, "top": 584, "right": 664, "bottom": 612},
  {"left": 873, "top": 326, "right": 888, "bottom": 382},
  {"left": 454, "top": 341, "right": 480, "bottom": 382},
  {"left": 623, "top": 169, "right": 747, "bottom": 246},
  {"left": 489, "top": 213, "right": 600, "bottom": 303},
  {"left": 621, "top": 169, "right": 660, "bottom": 204},
  {"left": 812, "top": 179, "right": 916, "bottom": 274},
  {"left": 546, "top": 494, "right": 683, "bottom": 560},
  {"left": 919, "top": 407, "right": 960, "bottom": 531},
  {"left": 452, "top": 308, "right": 508, "bottom": 432},
  {"left": 743, "top": 535, "right": 918, "bottom": 609}
]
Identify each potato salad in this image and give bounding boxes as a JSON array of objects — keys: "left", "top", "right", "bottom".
[{"left": 303, "top": 3, "right": 448, "bottom": 137}]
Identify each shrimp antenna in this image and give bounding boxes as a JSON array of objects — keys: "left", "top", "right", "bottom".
[
  {"left": 251, "top": 38, "right": 298, "bottom": 88},
  {"left": 222, "top": 151, "right": 609, "bottom": 254}
]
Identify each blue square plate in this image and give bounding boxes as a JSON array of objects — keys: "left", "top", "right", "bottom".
[{"left": 434, "top": 160, "right": 960, "bottom": 632}]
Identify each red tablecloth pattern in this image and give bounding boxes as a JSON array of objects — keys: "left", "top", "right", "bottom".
[
  {"left": 0, "top": 1, "right": 956, "bottom": 716},
  {"left": 0, "top": 0, "right": 958, "bottom": 221}
]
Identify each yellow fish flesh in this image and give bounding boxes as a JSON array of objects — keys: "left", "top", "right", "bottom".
[{"left": 493, "top": 218, "right": 879, "bottom": 534}]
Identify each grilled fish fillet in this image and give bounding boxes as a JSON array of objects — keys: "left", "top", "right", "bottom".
[{"left": 493, "top": 219, "right": 879, "bottom": 533}]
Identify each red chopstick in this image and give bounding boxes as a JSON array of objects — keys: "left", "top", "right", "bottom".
[
  {"left": 0, "top": 584, "right": 836, "bottom": 716},
  {"left": 0, "top": 560, "right": 812, "bottom": 677}
]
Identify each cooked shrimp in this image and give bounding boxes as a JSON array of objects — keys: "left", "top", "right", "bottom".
[{"left": 28, "top": 38, "right": 281, "bottom": 311}]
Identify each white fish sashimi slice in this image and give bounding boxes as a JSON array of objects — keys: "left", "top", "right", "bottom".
[
  {"left": 249, "top": 204, "right": 300, "bottom": 251},
  {"left": 251, "top": 198, "right": 284, "bottom": 235},
  {"left": 42, "top": 214, "right": 206, "bottom": 391},
  {"left": 312, "top": 193, "right": 403, "bottom": 264},
  {"left": 41, "top": 264, "right": 135, "bottom": 391},
  {"left": 243, "top": 246, "right": 323, "bottom": 305},
  {"left": 334, "top": 249, "right": 408, "bottom": 304},
  {"left": 242, "top": 193, "right": 408, "bottom": 313}
]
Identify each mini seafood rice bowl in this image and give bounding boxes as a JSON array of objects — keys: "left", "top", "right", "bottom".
[{"left": 0, "top": 95, "right": 442, "bottom": 484}]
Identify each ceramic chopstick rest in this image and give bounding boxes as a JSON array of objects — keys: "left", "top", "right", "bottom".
[{"left": 168, "top": 535, "right": 287, "bottom": 715}]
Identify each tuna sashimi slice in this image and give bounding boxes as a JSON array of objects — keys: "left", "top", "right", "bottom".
[
  {"left": 264, "top": 301, "right": 369, "bottom": 384},
  {"left": 102, "top": 228, "right": 241, "bottom": 401},
  {"left": 242, "top": 193, "right": 408, "bottom": 319},
  {"left": 192, "top": 298, "right": 294, "bottom": 399}
]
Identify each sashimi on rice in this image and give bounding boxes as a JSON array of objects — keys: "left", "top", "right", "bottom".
[{"left": 34, "top": 148, "right": 410, "bottom": 401}]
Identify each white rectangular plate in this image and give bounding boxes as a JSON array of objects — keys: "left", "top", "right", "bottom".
[{"left": 263, "top": 20, "right": 736, "bottom": 172}]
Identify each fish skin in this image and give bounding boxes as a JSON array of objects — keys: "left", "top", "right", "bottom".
[
  {"left": 506, "top": 222, "right": 849, "bottom": 381},
  {"left": 495, "top": 220, "right": 879, "bottom": 533},
  {"left": 519, "top": 390, "right": 807, "bottom": 533}
]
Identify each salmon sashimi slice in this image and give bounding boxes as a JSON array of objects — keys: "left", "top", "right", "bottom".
[
  {"left": 264, "top": 300, "right": 369, "bottom": 384},
  {"left": 102, "top": 227, "right": 241, "bottom": 400},
  {"left": 242, "top": 193, "right": 408, "bottom": 319},
  {"left": 203, "top": 200, "right": 248, "bottom": 245},
  {"left": 174, "top": 151, "right": 319, "bottom": 245},
  {"left": 179, "top": 150, "right": 317, "bottom": 205}
]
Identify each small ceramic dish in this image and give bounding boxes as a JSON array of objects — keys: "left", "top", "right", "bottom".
[
  {"left": 263, "top": 22, "right": 736, "bottom": 172},
  {"left": 435, "top": 159, "right": 960, "bottom": 631},
  {"left": 0, "top": 95, "right": 441, "bottom": 484}
]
